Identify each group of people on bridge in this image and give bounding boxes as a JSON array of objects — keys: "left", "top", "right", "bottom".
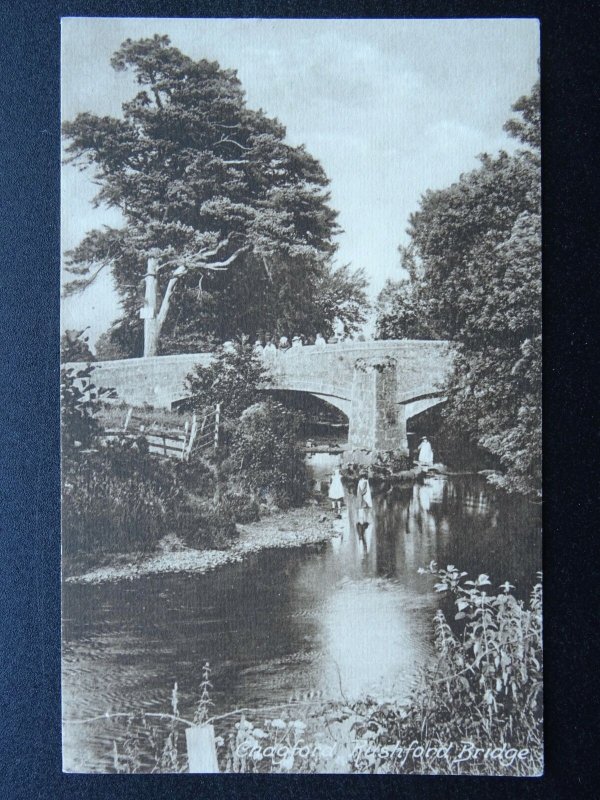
[
  {"left": 249, "top": 329, "right": 367, "bottom": 357},
  {"left": 254, "top": 332, "right": 327, "bottom": 356},
  {"left": 220, "top": 319, "right": 370, "bottom": 358}
]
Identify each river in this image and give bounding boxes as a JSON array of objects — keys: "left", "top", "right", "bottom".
[{"left": 62, "top": 460, "right": 541, "bottom": 772}]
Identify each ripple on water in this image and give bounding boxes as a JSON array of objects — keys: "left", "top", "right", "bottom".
[{"left": 62, "top": 476, "right": 541, "bottom": 772}]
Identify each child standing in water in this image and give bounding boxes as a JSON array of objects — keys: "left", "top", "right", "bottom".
[
  {"left": 328, "top": 466, "right": 344, "bottom": 518},
  {"left": 356, "top": 471, "right": 372, "bottom": 534}
]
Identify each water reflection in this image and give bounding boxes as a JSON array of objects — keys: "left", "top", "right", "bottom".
[{"left": 62, "top": 471, "right": 541, "bottom": 772}]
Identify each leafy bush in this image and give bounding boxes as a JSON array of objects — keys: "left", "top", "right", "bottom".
[
  {"left": 171, "top": 449, "right": 217, "bottom": 494},
  {"left": 61, "top": 328, "right": 96, "bottom": 362},
  {"left": 61, "top": 364, "right": 102, "bottom": 450},
  {"left": 185, "top": 343, "right": 307, "bottom": 511},
  {"left": 177, "top": 500, "right": 237, "bottom": 551},
  {"left": 226, "top": 400, "right": 308, "bottom": 509},
  {"left": 62, "top": 442, "right": 184, "bottom": 556},
  {"left": 220, "top": 492, "right": 260, "bottom": 524},
  {"left": 185, "top": 341, "right": 269, "bottom": 422},
  {"left": 348, "top": 563, "right": 543, "bottom": 775}
]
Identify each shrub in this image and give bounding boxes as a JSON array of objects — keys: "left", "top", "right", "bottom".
[
  {"left": 172, "top": 450, "right": 216, "bottom": 494},
  {"left": 184, "top": 341, "right": 269, "bottom": 421},
  {"left": 177, "top": 500, "right": 237, "bottom": 551},
  {"left": 61, "top": 364, "right": 102, "bottom": 450},
  {"left": 62, "top": 442, "right": 184, "bottom": 556},
  {"left": 221, "top": 492, "right": 260, "bottom": 524},
  {"left": 348, "top": 563, "right": 543, "bottom": 775},
  {"left": 61, "top": 328, "right": 95, "bottom": 362},
  {"left": 226, "top": 400, "right": 308, "bottom": 509}
]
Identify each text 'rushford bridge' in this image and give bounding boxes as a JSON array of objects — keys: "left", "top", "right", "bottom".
[{"left": 74, "top": 340, "right": 452, "bottom": 462}]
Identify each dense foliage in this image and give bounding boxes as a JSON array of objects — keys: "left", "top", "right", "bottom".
[
  {"left": 61, "top": 344, "right": 238, "bottom": 559},
  {"left": 185, "top": 340, "right": 269, "bottom": 422},
  {"left": 63, "top": 35, "right": 368, "bottom": 356},
  {"left": 61, "top": 338, "right": 308, "bottom": 562},
  {"left": 227, "top": 400, "right": 308, "bottom": 509},
  {"left": 61, "top": 328, "right": 96, "bottom": 362},
  {"left": 186, "top": 341, "right": 308, "bottom": 509},
  {"left": 376, "top": 82, "right": 541, "bottom": 496},
  {"left": 63, "top": 442, "right": 179, "bottom": 556},
  {"left": 61, "top": 364, "right": 102, "bottom": 450},
  {"left": 349, "top": 563, "right": 543, "bottom": 775},
  {"left": 63, "top": 439, "right": 239, "bottom": 559},
  {"left": 61, "top": 330, "right": 102, "bottom": 448}
]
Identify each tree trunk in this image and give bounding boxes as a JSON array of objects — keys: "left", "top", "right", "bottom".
[{"left": 143, "top": 257, "right": 160, "bottom": 357}]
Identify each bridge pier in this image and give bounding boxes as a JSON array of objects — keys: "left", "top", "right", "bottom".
[{"left": 346, "top": 356, "right": 409, "bottom": 464}]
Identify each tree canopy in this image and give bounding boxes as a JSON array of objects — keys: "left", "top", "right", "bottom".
[
  {"left": 376, "top": 81, "right": 541, "bottom": 495},
  {"left": 184, "top": 340, "right": 269, "bottom": 422},
  {"left": 374, "top": 247, "right": 441, "bottom": 340},
  {"left": 63, "top": 35, "right": 368, "bottom": 356}
]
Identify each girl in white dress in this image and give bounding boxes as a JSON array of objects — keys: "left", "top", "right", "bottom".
[{"left": 328, "top": 467, "right": 344, "bottom": 517}]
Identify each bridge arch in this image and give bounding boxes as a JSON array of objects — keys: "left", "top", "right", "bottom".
[{"left": 402, "top": 392, "right": 447, "bottom": 420}]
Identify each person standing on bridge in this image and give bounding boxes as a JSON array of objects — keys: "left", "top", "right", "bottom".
[
  {"left": 264, "top": 336, "right": 277, "bottom": 361},
  {"left": 315, "top": 333, "right": 326, "bottom": 347},
  {"left": 417, "top": 436, "right": 434, "bottom": 470}
]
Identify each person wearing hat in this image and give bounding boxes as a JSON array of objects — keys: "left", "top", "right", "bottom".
[
  {"left": 263, "top": 335, "right": 277, "bottom": 362},
  {"left": 417, "top": 436, "right": 434, "bottom": 469}
]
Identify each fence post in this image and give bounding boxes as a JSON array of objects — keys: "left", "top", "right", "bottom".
[
  {"left": 185, "top": 723, "right": 219, "bottom": 773},
  {"left": 185, "top": 413, "right": 198, "bottom": 460},
  {"left": 214, "top": 403, "right": 221, "bottom": 451}
]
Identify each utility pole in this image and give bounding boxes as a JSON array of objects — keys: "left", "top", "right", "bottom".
[{"left": 141, "top": 257, "right": 159, "bottom": 357}]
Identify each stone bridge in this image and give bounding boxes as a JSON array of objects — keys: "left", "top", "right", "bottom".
[{"left": 73, "top": 340, "right": 452, "bottom": 462}]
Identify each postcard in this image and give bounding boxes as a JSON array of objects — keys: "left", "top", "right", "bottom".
[{"left": 61, "top": 17, "right": 542, "bottom": 775}]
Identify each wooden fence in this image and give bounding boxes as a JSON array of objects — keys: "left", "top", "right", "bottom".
[{"left": 103, "top": 404, "right": 221, "bottom": 461}]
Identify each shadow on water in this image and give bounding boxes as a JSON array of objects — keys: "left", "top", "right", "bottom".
[{"left": 62, "top": 470, "right": 541, "bottom": 772}]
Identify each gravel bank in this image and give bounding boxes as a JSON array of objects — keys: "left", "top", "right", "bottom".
[{"left": 65, "top": 504, "right": 344, "bottom": 585}]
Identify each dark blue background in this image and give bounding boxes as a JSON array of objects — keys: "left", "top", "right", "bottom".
[{"left": 0, "top": 1, "right": 597, "bottom": 798}]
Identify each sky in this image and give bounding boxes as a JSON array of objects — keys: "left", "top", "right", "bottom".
[{"left": 61, "top": 17, "right": 539, "bottom": 345}]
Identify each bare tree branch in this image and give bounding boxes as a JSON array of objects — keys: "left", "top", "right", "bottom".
[
  {"left": 62, "top": 258, "right": 112, "bottom": 297},
  {"left": 155, "top": 247, "right": 247, "bottom": 327},
  {"left": 157, "top": 246, "right": 247, "bottom": 274},
  {"left": 214, "top": 136, "right": 252, "bottom": 151}
]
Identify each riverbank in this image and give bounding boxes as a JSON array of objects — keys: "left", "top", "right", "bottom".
[{"left": 65, "top": 503, "right": 343, "bottom": 585}]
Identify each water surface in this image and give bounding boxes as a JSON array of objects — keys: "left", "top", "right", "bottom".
[{"left": 62, "top": 470, "right": 541, "bottom": 772}]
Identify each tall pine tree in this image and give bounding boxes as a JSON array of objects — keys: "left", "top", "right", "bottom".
[{"left": 63, "top": 35, "right": 367, "bottom": 356}]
